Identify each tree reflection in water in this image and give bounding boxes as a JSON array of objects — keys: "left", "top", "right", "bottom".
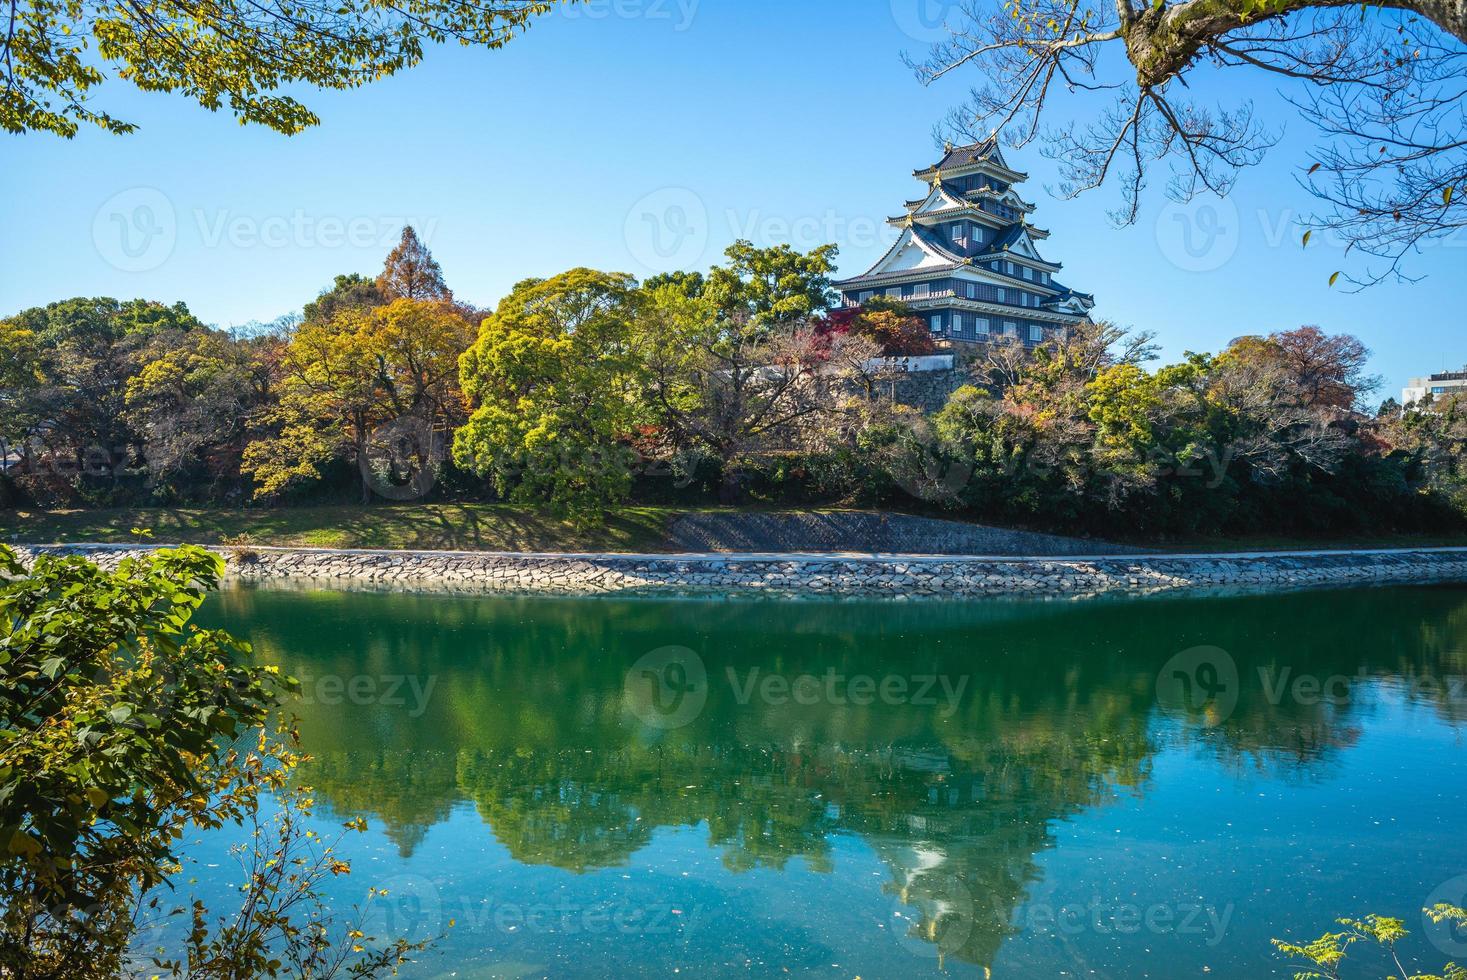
[{"left": 202, "top": 585, "right": 1467, "bottom": 972}]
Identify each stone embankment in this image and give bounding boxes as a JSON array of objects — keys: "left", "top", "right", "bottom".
[{"left": 13, "top": 544, "right": 1467, "bottom": 600}]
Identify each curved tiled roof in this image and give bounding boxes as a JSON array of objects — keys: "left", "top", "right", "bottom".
[{"left": 925, "top": 139, "right": 1000, "bottom": 173}]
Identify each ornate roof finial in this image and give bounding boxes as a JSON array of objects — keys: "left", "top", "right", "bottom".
[{"left": 943, "top": 140, "right": 953, "bottom": 152}]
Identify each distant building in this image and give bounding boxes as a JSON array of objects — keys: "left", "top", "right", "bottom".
[
  {"left": 834, "top": 139, "right": 1094, "bottom": 348},
  {"left": 1402, "top": 372, "right": 1467, "bottom": 405}
]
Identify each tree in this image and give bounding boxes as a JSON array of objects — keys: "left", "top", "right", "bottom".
[
  {"left": 0, "top": 545, "right": 430, "bottom": 977},
  {"left": 1218, "top": 327, "right": 1378, "bottom": 410},
  {"left": 3, "top": 0, "right": 560, "bottom": 137},
  {"left": 703, "top": 240, "right": 839, "bottom": 329},
  {"left": 303, "top": 274, "right": 385, "bottom": 325},
  {"left": 243, "top": 298, "right": 474, "bottom": 501},
  {"left": 0, "top": 297, "right": 210, "bottom": 500},
  {"left": 820, "top": 305, "right": 939, "bottom": 357},
  {"left": 123, "top": 328, "right": 279, "bottom": 497},
  {"left": 911, "top": 0, "right": 1466, "bottom": 283},
  {"left": 453, "top": 269, "right": 644, "bottom": 520},
  {"left": 641, "top": 270, "right": 706, "bottom": 298},
  {"left": 1269, "top": 326, "right": 1379, "bottom": 410},
  {"left": 634, "top": 278, "right": 837, "bottom": 502},
  {"left": 376, "top": 227, "right": 451, "bottom": 303},
  {"left": 0, "top": 319, "right": 45, "bottom": 468},
  {"left": 1273, "top": 907, "right": 1467, "bottom": 980}
]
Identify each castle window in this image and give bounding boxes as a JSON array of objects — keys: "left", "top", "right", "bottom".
[
  {"left": 951, "top": 223, "right": 964, "bottom": 243},
  {"left": 953, "top": 313, "right": 965, "bottom": 334},
  {"left": 995, "top": 287, "right": 1006, "bottom": 303},
  {"left": 975, "top": 317, "right": 989, "bottom": 335},
  {"left": 1022, "top": 266, "right": 1033, "bottom": 281},
  {"left": 1004, "top": 321, "right": 1017, "bottom": 336},
  {"left": 1029, "top": 325, "right": 1044, "bottom": 342},
  {"left": 912, "top": 282, "right": 930, "bottom": 297},
  {"left": 929, "top": 315, "right": 943, "bottom": 334}
]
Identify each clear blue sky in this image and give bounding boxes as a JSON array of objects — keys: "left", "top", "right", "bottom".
[{"left": 3, "top": 0, "right": 1460, "bottom": 401}]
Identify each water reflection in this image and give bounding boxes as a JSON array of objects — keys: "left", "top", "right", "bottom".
[{"left": 201, "top": 586, "right": 1467, "bottom": 972}]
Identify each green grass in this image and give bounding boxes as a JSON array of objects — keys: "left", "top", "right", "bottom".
[
  {"left": 4, "top": 504, "right": 1466, "bottom": 555},
  {"left": 0, "top": 504, "right": 682, "bottom": 553}
]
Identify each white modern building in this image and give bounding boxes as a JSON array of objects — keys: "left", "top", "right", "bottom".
[{"left": 1402, "top": 372, "right": 1467, "bottom": 405}]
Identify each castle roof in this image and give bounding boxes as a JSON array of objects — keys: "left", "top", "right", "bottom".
[{"left": 913, "top": 139, "right": 1026, "bottom": 181}]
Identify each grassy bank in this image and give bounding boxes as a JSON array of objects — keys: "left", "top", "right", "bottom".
[
  {"left": 5, "top": 504, "right": 1467, "bottom": 555},
  {"left": 0, "top": 504, "right": 681, "bottom": 553}
]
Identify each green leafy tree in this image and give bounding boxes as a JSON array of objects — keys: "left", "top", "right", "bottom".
[
  {"left": 453, "top": 268, "right": 644, "bottom": 521},
  {"left": 304, "top": 274, "right": 385, "bottom": 326},
  {"left": 703, "top": 240, "right": 838, "bottom": 329},
  {"left": 0, "top": 544, "right": 431, "bottom": 977},
  {"left": 0, "top": 297, "right": 209, "bottom": 499},
  {"left": 1273, "top": 909, "right": 1467, "bottom": 979},
  {"left": 634, "top": 276, "right": 837, "bottom": 502},
  {"left": 3, "top": 0, "right": 561, "bottom": 137}
]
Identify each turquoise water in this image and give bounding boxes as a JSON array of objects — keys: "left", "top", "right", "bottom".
[{"left": 186, "top": 585, "right": 1467, "bottom": 978}]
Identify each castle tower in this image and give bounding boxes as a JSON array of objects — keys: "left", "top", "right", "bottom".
[{"left": 835, "top": 140, "right": 1095, "bottom": 346}]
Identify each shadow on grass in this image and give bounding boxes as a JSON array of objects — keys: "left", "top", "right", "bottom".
[{"left": 0, "top": 504, "right": 676, "bottom": 554}]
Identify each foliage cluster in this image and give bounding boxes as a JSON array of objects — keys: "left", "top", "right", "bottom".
[
  {"left": 6, "top": 229, "right": 1467, "bottom": 538},
  {"left": 0, "top": 543, "right": 431, "bottom": 977}
]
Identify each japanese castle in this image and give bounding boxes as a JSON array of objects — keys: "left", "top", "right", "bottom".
[{"left": 836, "top": 140, "right": 1094, "bottom": 346}]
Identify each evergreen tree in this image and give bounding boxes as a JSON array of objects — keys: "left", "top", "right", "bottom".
[{"left": 376, "top": 227, "right": 451, "bottom": 302}]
